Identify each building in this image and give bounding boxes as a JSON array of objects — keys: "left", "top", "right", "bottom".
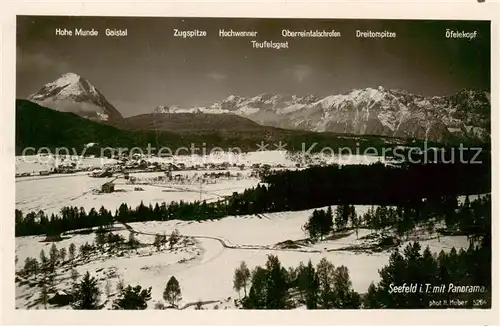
[{"left": 101, "top": 182, "right": 115, "bottom": 193}]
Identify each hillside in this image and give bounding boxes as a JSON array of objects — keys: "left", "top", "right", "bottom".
[
  {"left": 117, "top": 112, "right": 268, "bottom": 134},
  {"left": 16, "top": 99, "right": 140, "bottom": 153},
  {"left": 16, "top": 100, "right": 451, "bottom": 156}
]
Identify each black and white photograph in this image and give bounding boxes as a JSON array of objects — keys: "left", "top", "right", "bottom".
[{"left": 12, "top": 14, "right": 493, "bottom": 312}]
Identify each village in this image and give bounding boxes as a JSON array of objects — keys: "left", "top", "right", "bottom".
[
  {"left": 16, "top": 152, "right": 291, "bottom": 179},
  {"left": 15, "top": 150, "right": 389, "bottom": 216}
]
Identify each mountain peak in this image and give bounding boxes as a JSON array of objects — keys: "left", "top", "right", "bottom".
[
  {"left": 56, "top": 72, "right": 82, "bottom": 84},
  {"left": 28, "top": 72, "right": 123, "bottom": 122}
]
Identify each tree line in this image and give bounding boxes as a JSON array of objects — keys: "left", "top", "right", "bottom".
[
  {"left": 234, "top": 256, "right": 361, "bottom": 309},
  {"left": 364, "top": 236, "right": 491, "bottom": 308},
  {"left": 15, "top": 172, "right": 491, "bottom": 236},
  {"left": 62, "top": 272, "right": 183, "bottom": 310},
  {"left": 302, "top": 195, "right": 490, "bottom": 242},
  {"left": 15, "top": 193, "right": 490, "bottom": 240},
  {"left": 233, "top": 237, "right": 490, "bottom": 309}
]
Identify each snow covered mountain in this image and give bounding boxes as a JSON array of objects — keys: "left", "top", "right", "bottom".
[
  {"left": 28, "top": 73, "right": 123, "bottom": 122},
  {"left": 153, "top": 105, "right": 230, "bottom": 115},
  {"left": 154, "top": 88, "right": 490, "bottom": 142}
]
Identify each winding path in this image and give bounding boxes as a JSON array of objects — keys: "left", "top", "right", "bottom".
[{"left": 119, "top": 221, "right": 323, "bottom": 253}]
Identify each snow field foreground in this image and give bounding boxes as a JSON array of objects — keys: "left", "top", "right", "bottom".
[{"left": 15, "top": 208, "right": 469, "bottom": 310}]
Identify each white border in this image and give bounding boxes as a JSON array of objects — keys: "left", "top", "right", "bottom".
[{"left": 1, "top": 1, "right": 499, "bottom": 325}]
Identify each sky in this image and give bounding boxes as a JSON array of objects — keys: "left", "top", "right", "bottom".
[{"left": 17, "top": 16, "right": 491, "bottom": 117}]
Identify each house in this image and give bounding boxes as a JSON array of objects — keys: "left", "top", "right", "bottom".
[{"left": 101, "top": 182, "right": 115, "bottom": 193}]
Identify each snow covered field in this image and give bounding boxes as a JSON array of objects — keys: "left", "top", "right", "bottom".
[
  {"left": 16, "top": 172, "right": 259, "bottom": 216},
  {"left": 15, "top": 209, "right": 469, "bottom": 310},
  {"left": 15, "top": 150, "right": 388, "bottom": 216},
  {"left": 16, "top": 173, "right": 115, "bottom": 215}
]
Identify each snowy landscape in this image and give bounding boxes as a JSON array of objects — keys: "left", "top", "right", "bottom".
[
  {"left": 15, "top": 209, "right": 470, "bottom": 310},
  {"left": 15, "top": 151, "right": 388, "bottom": 216},
  {"left": 14, "top": 72, "right": 492, "bottom": 309},
  {"left": 15, "top": 16, "right": 491, "bottom": 311},
  {"left": 15, "top": 149, "right": 488, "bottom": 310},
  {"left": 14, "top": 73, "right": 491, "bottom": 310}
]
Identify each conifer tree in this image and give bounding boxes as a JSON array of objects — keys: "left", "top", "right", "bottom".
[
  {"left": 39, "top": 249, "right": 49, "bottom": 281},
  {"left": 163, "top": 276, "right": 182, "bottom": 308},
  {"left": 318, "top": 209, "right": 333, "bottom": 239},
  {"left": 325, "top": 206, "right": 334, "bottom": 232},
  {"left": 68, "top": 243, "right": 76, "bottom": 262},
  {"left": 363, "top": 283, "right": 380, "bottom": 308},
  {"left": 332, "top": 265, "right": 353, "bottom": 308},
  {"left": 304, "top": 210, "right": 321, "bottom": 241},
  {"left": 40, "top": 280, "right": 49, "bottom": 309},
  {"left": 335, "top": 205, "right": 349, "bottom": 230},
  {"left": 316, "top": 258, "right": 335, "bottom": 308},
  {"left": 23, "top": 257, "right": 35, "bottom": 278},
  {"left": 113, "top": 285, "right": 152, "bottom": 310},
  {"left": 233, "top": 267, "right": 244, "bottom": 298},
  {"left": 153, "top": 234, "right": 163, "bottom": 251},
  {"left": 264, "top": 255, "right": 289, "bottom": 309},
  {"left": 243, "top": 267, "right": 267, "bottom": 309},
  {"left": 48, "top": 244, "right": 59, "bottom": 283},
  {"left": 303, "top": 260, "right": 319, "bottom": 309},
  {"left": 59, "top": 247, "right": 67, "bottom": 263},
  {"left": 71, "top": 271, "right": 101, "bottom": 310},
  {"left": 169, "top": 229, "right": 181, "bottom": 249},
  {"left": 348, "top": 205, "right": 357, "bottom": 228}
]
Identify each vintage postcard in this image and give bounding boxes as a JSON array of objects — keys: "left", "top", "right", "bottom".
[{"left": 1, "top": 1, "right": 498, "bottom": 325}]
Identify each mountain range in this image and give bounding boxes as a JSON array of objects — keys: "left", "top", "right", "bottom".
[
  {"left": 18, "top": 99, "right": 423, "bottom": 156},
  {"left": 155, "top": 88, "right": 491, "bottom": 143},
  {"left": 26, "top": 73, "right": 490, "bottom": 143}
]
